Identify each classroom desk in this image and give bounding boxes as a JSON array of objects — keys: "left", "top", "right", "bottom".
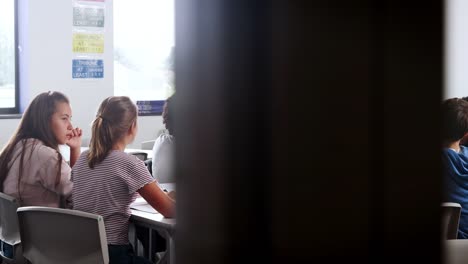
[
  {"left": 123, "top": 148, "right": 154, "bottom": 160},
  {"left": 79, "top": 147, "right": 153, "bottom": 159},
  {"left": 130, "top": 203, "right": 176, "bottom": 264}
]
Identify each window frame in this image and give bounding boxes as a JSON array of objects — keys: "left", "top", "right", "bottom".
[{"left": 0, "top": 0, "right": 19, "bottom": 115}]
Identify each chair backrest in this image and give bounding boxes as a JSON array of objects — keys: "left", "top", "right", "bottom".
[
  {"left": 0, "top": 192, "right": 28, "bottom": 263},
  {"left": 129, "top": 152, "right": 148, "bottom": 161},
  {"left": 141, "top": 140, "right": 156, "bottom": 150},
  {"left": 442, "top": 202, "right": 462, "bottom": 239},
  {"left": 17, "top": 206, "right": 109, "bottom": 264},
  {"left": 444, "top": 239, "right": 468, "bottom": 264},
  {"left": 144, "top": 159, "right": 153, "bottom": 175}
]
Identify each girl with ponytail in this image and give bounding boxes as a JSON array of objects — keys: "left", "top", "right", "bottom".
[{"left": 72, "top": 96, "right": 175, "bottom": 264}]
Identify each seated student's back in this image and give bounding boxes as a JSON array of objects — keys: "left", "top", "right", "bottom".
[
  {"left": 4, "top": 139, "right": 72, "bottom": 207},
  {"left": 72, "top": 96, "right": 175, "bottom": 264},
  {"left": 152, "top": 94, "right": 175, "bottom": 184},
  {"left": 73, "top": 149, "right": 153, "bottom": 243},
  {"left": 152, "top": 132, "right": 174, "bottom": 183}
]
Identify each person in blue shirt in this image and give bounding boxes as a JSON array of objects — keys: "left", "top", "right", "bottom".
[
  {"left": 442, "top": 98, "right": 468, "bottom": 238},
  {"left": 459, "top": 96, "right": 468, "bottom": 147}
]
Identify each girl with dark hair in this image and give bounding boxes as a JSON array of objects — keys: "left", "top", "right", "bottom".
[
  {"left": 0, "top": 91, "right": 82, "bottom": 207},
  {"left": 72, "top": 96, "right": 175, "bottom": 264},
  {"left": 443, "top": 98, "right": 468, "bottom": 239},
  {"left": 152, "top": 94, "right": 175, "bottom": 185}
]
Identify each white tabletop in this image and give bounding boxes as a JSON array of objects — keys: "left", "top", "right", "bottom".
[
  {"left": 130, "top": 198, "right": 176, "bottom": 231},
  {"left": 130, "top": 209, "right": 176, "bottom": 231},
  {"left": 80, "top": 147, "right": 153, "bottom": 159},
  {"left": 60, "top": 145, "right": 153, "bottom": 161}
]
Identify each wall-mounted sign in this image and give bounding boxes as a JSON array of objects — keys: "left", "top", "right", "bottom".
[
  {"left": 73, "top": 6, "right": 105, "bottom": 27},
  {"left": 136, "top": 100, "right": 165, "bottom": 116},
  {"left": 72, "top": 59, "right": 104, "bottom": 78},
  {"left": 73, "top": 33, "right": 104, "bottom": 53}
]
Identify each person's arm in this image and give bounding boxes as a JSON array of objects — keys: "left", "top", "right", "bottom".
[
  {"left": 39, "top": 153, "right": 73, "bottom": 208},
  {"left": 66, "top": 127, "right": 82, "bottom": 167},
  {"left": 138, "top": 181, "right": 176, "bottom": 218},
  {"left": 69, "top": 146, "right": 81, "bottom": 168}
]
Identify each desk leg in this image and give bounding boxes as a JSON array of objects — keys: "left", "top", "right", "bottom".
[
  {"left": 130, "top": 221, "right": 174, "bottom": 264},
  {"left": 148, "top": 228, "right": 153, "bottom": 261},
  {"left": 153, "top": 228, "right": 174, "bottom": 264},
  {"left": 168, "top": 232, "right": 175, "bottom": 264},
  {"left": 130, "top": 224, "right": 139, "bottom": 256}
]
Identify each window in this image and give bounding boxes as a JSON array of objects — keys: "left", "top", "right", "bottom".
[
  {"left": 0, "top": 0, "right": 18, "bottom": 114},
  {"left": 113, "top": 0, "right": 174, "bottom": 111}
]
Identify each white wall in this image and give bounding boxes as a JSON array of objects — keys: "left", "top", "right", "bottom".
[
  {"left": 445, "top": 0, "right": 468, "bottom": 98},
  {"left": 0, "top": 0, "right": 163, "bottom": 149}
]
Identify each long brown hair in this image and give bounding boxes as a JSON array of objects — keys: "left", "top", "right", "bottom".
[
  {"left": 0, "top": 91, "right": 69, "bottom": 199},
  {"left": 87, "top": 96, "right": 137, "bottom": 168}
]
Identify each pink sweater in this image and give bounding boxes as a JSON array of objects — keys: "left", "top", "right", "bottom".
[{"left": 3, "top": 139, "right": 73, "bottom": 208}]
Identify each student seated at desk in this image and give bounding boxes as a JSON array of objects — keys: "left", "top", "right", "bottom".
[
  {"left": 72, "top": 96, "right": 175, "bottom": 264},
  {"left": 458, "top": 96, "right": 468, "bottom": 147},
  {"left": 443, "top": 98, "right": 468, "bottom": 239},
  {"left": 152, "top": 94, "right": 175, "bottom": 188},
  {"left": 135, "top": 93, "right": 177, "bottom": 259},
  {"left": 0, "top": 91, "right": 82, "bottom": 208}
]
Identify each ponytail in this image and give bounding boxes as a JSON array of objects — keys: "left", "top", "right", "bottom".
[
  {"left": 87, "top": 116, "right": 113, "bottom": 169},
  {"left": 87, "top": 96, "right": 137, "bottom": 169}
]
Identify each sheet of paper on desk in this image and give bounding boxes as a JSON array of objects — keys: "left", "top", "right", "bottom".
[{"left": 130, "top": 197, "right": 159, "bottom": 214}]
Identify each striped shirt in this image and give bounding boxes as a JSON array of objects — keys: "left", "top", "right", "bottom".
[{"left": 72, "top": 150, "right": 155, "bottom": 245}]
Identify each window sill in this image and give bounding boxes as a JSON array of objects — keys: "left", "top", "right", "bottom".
[{"left": 0, "top": 114, "right": 22, "bottom": 119}]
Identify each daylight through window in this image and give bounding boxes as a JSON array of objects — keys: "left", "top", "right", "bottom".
[{"left": 0, "top": 0, "right": 18, "bottom": 113}]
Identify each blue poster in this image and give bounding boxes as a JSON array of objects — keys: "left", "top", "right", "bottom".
[
  {"left": 136, "top": 100, "right": 165, "bottom": 116},
  {"left": 72, "top": 59, "right": 104, "bottom": 78}
]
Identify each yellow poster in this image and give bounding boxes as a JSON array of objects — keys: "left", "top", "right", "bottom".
[{"left": 73, "top": 33, "right": 104, "bottom": 53}]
